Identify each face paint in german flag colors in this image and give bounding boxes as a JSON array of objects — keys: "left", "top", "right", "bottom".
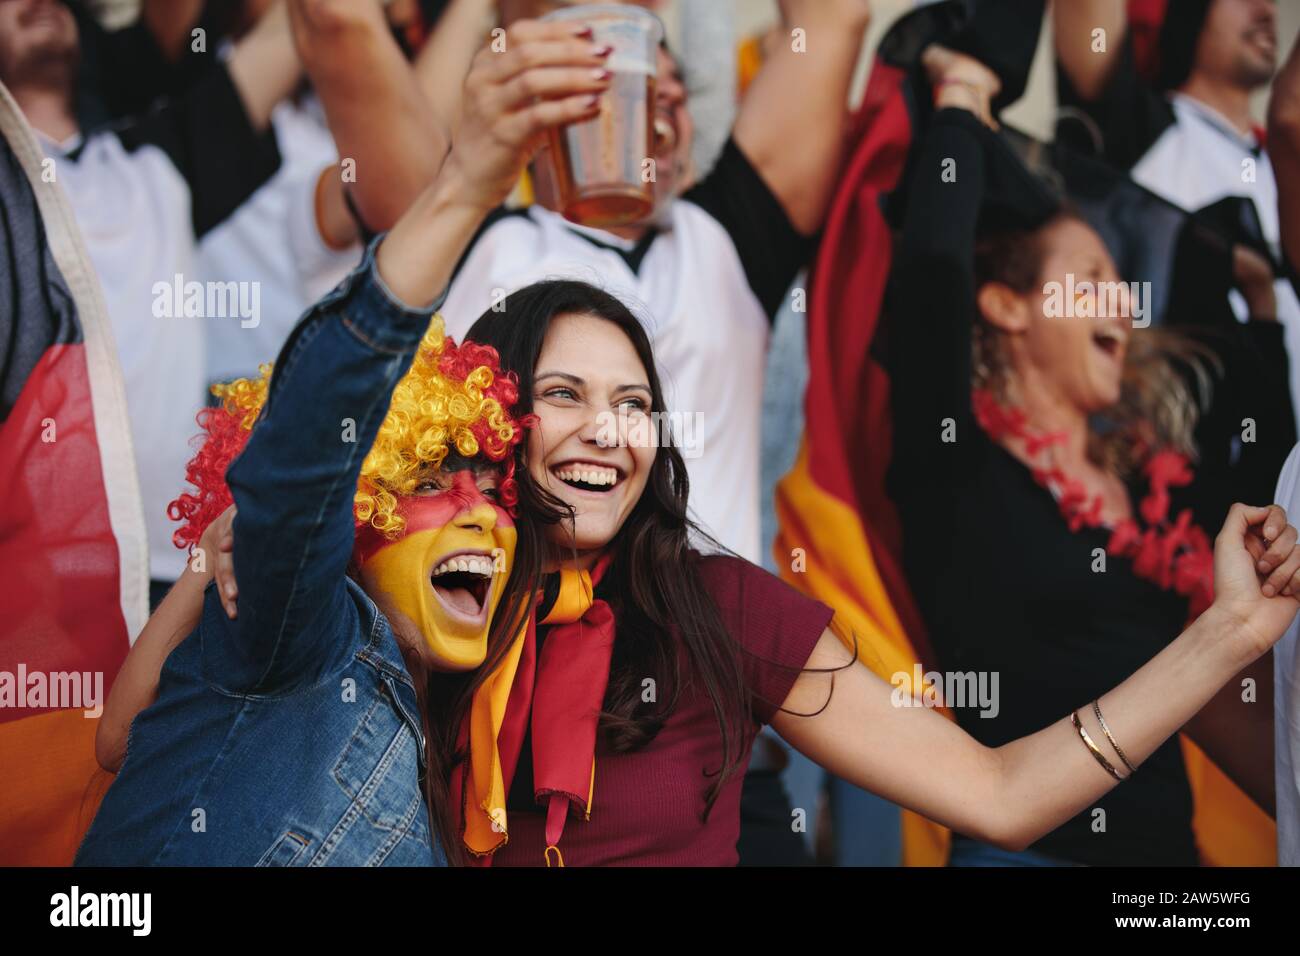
[{"left": 354, "top": 468, "right": 516, "bottom": 672}]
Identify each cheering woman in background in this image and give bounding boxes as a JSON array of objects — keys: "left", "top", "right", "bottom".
[{"left": 885, "top": 44, "right": 1294, "bottom": 866}]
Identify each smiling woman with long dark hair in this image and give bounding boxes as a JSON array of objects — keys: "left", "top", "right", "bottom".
[{"left": 459, "top": 281, "right": 800, "bottom": 864}]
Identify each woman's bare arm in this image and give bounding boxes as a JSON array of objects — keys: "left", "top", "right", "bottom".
[
  {"left": 773, "top": 503, "right": 1300, "bottom": 850},
  {"left": 413, "top": 0, "right": 495, "bottom": 137},
  {"left": 288, "top": 0, "right": 447, "bottom": 246}
]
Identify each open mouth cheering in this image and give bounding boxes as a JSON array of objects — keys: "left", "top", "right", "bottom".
[{"left": 429, "top": 550, "right": 495, "bottom": 621}]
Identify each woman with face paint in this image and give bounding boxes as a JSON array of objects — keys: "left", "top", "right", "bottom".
[
  {"left": 77, "top": 314, "right": 534, "bottom": 867},
  {"left": 76, "top": 15, "right": 615, "bottom": 867}
]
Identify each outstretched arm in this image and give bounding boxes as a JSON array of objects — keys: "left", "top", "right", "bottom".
[
  {"left": 775, "top": 503, "right": 1300, "bottom": 849},
  {"left": 731, "top": 0, "right": 872, "bottom": 234}
]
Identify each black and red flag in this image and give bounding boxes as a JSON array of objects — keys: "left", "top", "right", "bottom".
[{"left": 0, "top": 82, "right": 148, "bottom": 864}]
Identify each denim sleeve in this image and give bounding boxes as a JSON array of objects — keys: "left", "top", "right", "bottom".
[{"left": 205, "top": 236, "right": 445, "bottom": 694}]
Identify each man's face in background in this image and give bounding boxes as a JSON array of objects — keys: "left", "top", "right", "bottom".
[
  {"left": 1196, "top": 0, "right": 1278, "bottom": 91},
  {"left": 0, "top": 0, "right": 79, "bottom": 90}
]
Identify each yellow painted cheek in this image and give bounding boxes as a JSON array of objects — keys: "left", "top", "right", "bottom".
[
  {"left": 363, "top": 529, "right": 443, "bottom": 626},
  {"left": 363, "top": 524, "right": 518, "bottom": 671}
]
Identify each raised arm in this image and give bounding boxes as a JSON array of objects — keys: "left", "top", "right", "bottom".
[
  {"left": 412, "top": 0, "right": 496, "bottom": 139},
  {"left": 100, "top": 5, "right": 298, "bottom": 241},
  {"left": 775, "top": 503, "right": 1300, "bottom": 849},
  {"left": 730, "top": 0, "right": 871, "bottom": 234},
  {"left": 888, "top": 49, "right": 1015, "bottom": 474},
  {"left": 225, "top": 1, "right": 303, "bottom": 132},
  {"left": 173, "top": 17, "right": 610, "bottom": 695},
  {"left": 287, "top": 0, "right": 447, "bottom": 243},
  {"left": 1053, "top": 0, "right": 1128, "bottom": 102}
]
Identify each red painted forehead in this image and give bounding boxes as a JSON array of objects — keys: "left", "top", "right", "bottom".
[{"left": 353, "top": 469, "right": 514, "bottom": 565}]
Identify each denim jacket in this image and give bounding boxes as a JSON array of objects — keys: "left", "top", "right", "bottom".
[{"left": 76, "top": 239, "right": 448, "bottom": 866}]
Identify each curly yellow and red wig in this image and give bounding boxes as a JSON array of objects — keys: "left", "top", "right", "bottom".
[{"left": 167, "top": 316, "right": 528, "bottom": 551}]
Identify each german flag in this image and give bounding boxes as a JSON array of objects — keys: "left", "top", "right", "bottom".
[{"left": 0, "top": 84, "right": 148, "bottom": 865}]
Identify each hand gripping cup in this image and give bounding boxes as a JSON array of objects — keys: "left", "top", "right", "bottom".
[{"left": 539, "top": 3, "right": 663, "bottom": 227}]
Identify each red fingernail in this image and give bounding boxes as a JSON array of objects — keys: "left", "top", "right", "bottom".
[
  {"left": 594, "top": 45, "right": 613, "bottom": 57},
  {"left": 593, "top": 68, "right": 611, "bottom": 81},
  {"left": 574, "top": 25, "right": 594, "bottom": 38}
]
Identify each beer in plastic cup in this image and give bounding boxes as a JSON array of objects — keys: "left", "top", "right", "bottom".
[{"left": 539, "top": 4, "right": 663, "bottom": 228}]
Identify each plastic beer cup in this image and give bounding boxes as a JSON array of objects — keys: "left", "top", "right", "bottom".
[{"left": 539, "top": 4, "right": 663, "bottom": 227}]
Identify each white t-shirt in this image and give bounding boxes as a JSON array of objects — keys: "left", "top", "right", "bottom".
[
  {"left": 441, "top": 138, "right": 810, "bottom": 563},
  {"left": 1131, "top": 94, "right": 1300, "bottom": 409},
  {"left": 1273, "top": 442, "right": 1300, "bottom": 865},
  {"left": 198, "top": 95, "right": 359, "bottom": 386},
  {"left": 40, "top": 65, "right": 282, "bottom": 582}
]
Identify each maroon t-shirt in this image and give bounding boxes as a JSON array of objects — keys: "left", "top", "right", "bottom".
[{"left": 492, "top": 555, "right": 833, "bottom": 867}]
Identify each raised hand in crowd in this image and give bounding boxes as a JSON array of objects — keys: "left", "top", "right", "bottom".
[
  {"left": 921, "top": 43, "right": 1002, "bottom": 129},
  {"left": 376, "top": 15, "right": 613, "bottom": 304},
  {"left": 287, "top": 0, "right": 445, "bottom": 242},
  {"left": 413, "top": 0, "right": 496, "bottom": 137},
  {"left": 731, "top": 0, "right": 873, "bottom": 233}
]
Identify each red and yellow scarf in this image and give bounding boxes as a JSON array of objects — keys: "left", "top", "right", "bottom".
[{"left": 455, "top": 558, "right": 616, "bottom": 865}]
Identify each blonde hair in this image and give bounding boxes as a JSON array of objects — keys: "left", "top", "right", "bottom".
[{"left": 169, "top": 316, "right": 525, "bottom": 549}]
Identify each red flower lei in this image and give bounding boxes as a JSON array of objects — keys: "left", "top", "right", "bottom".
[{"left": 971, "top": 389, "right": 1214, "bottom": 619}]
